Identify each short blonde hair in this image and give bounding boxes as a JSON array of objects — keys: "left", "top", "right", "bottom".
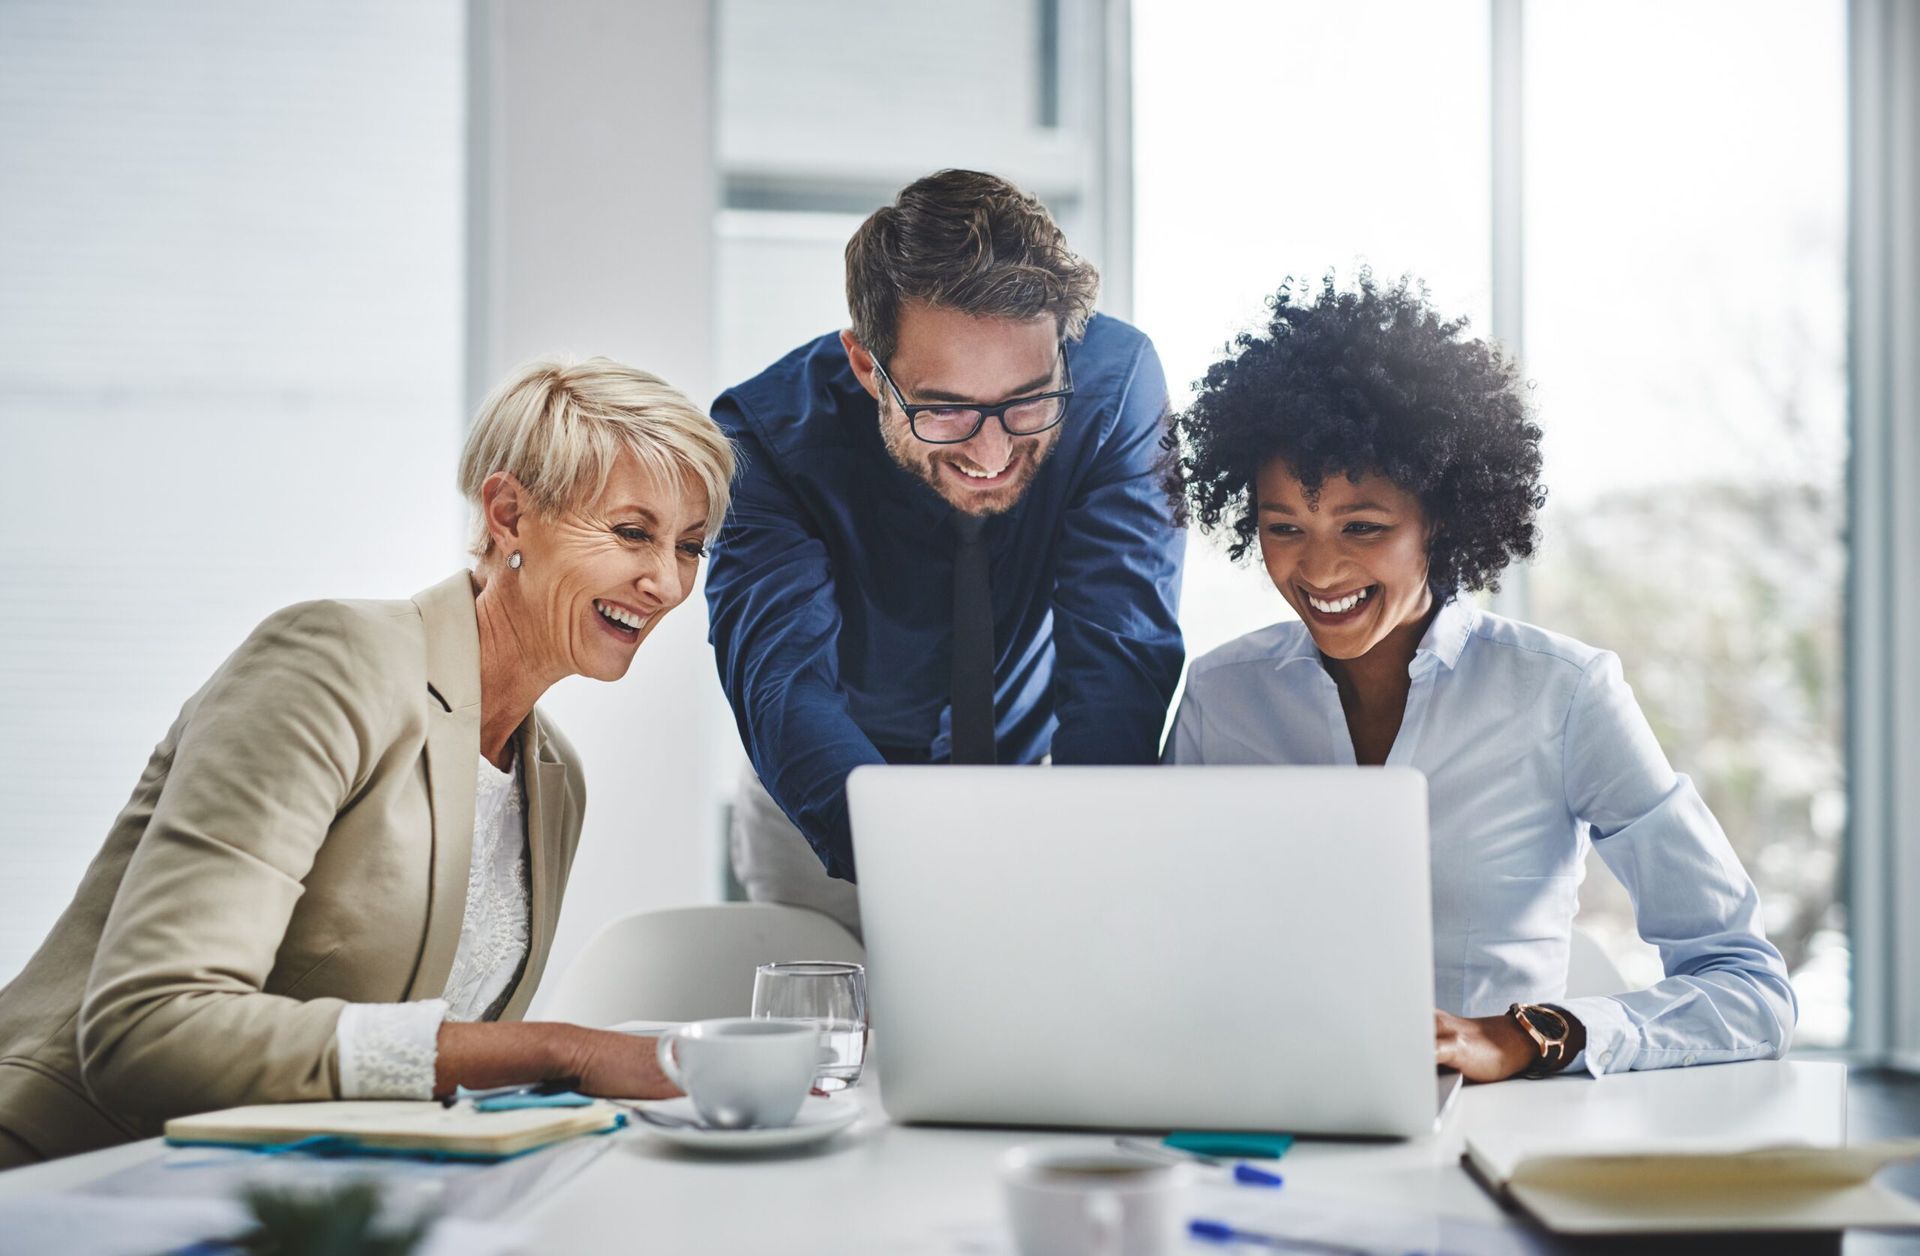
[{"left": 459, "top": 354, "right": 734, "bottom": 557}]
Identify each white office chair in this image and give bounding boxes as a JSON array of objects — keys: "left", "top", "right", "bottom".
[
  {"left": 539, "top": 903, "right": 865, "bottom": 1027},
  {"left": 1566, "top": 926, "right": 1632, "bottom": 998}
]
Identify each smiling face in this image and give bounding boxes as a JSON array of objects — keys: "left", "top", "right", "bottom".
[
  {"left": 498, "top": 447, "right": 711, "bottom": 683},
  {"left": 847, "top": 302, "right": 1065, "bottom": 516},
  {"left": 1255, "top": 461, "right": 1435, "bottom": 661}
]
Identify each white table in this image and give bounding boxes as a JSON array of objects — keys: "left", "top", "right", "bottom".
[{"left": 0, "top": 1060, "right": 1853, "bottom": 1254}]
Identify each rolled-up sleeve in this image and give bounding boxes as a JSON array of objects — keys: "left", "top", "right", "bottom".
[
  {"left": 1558, "top": 652, "right": 1798, "bottom": 1075},
  {"left": 705, "top": 402, "right": 884, "bottom": 882},
  {"left": 1049, "top": 341, "right": 1186, "bottom": 766},
  {"left": 77, "top": 602, "right": 390, "bottom": 1123}
]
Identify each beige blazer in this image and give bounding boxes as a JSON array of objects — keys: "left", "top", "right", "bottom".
[{"left": 0, "top": 573, "right": 585, "bottom": 1164}]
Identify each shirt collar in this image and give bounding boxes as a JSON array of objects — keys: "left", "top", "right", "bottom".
[
  {"left": 1272, "top": 622, "right": 1325, "bottom": 670},
  {"left": 1270, "top": 589, "right": 1478, "bottom": 673},
  {"left": 1415, "top": 593, "right": 1477, "bottom": 672}
]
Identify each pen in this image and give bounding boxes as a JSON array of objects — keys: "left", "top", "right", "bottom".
[
  {"left": 439, "top": 1078, "right": 580, "bottom": 1108},
  {"left": 1114, "top": 1137, "right": 1285, "bottom": 1187},
  {"left": 1188, "top": 1219, "right": 1367, "bottom": 1254}
]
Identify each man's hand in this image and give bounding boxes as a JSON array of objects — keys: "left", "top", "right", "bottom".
[{"left": 1433, "top": 1009, "right": 1539, "bottom": 1082}]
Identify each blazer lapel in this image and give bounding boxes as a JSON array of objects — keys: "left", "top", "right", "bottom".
[
  {"left": 500, "top": 714, "right": 573, "bottom": 1021},
  {"left": 405, "top": 572, "right": 484, "bottom": 1002}
]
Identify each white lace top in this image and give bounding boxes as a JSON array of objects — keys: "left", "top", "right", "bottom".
[{"left": 333, "top": 751, "right": 531, "bottom": 1099}]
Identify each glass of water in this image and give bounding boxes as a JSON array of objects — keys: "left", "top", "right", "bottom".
[{"left": 751, "top": 960, "right": 866, "bottom": 1090}]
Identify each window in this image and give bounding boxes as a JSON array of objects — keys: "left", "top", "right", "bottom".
[
  {"left": 1134, "top": 0, "right": 1492, "bottom": 658},
  {"left": 713, "top": 0, "right": 1126, "bottom": 387},
  {"left": 1522, "top": 0, "right": 1850, "bottom": 1045},
  {"left": 1137, "top": 0, "right": 1850, "bottom": 1046}
]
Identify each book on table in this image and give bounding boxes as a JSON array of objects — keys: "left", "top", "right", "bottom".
[
  {"left": 1463, "top": 1132, "right": 1920, "bottom": 1235},
  {"left": 164, "top": 1100, "right": 623, "bottom": 1161}
]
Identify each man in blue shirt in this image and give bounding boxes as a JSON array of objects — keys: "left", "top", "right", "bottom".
[{"left": 706, "top": 170, "right": 1185, "bottom": 933}]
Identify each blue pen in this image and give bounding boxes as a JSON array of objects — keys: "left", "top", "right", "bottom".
[
  {"left": 1191, "top": 1219, "right": 1457, "bottom": 1256},
  {"left": 1113, "top": 1137, "right": 1284, "bottom": 1187},
  {"left": 1188, "top": 1219, "right": 1367, "bottom": 1254},
  {"left": 1230, "top": 1163, "right": 1285, "bottom": 1187}
]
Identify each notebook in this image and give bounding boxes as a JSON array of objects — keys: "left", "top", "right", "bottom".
[
  {"left": 1463, "top": 1132, "right": 1920, "bottom": 1235},
  {"left": 164, "top": 1100, "right": 623, "bottom": 1161}
]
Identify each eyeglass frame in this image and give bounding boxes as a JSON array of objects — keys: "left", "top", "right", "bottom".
[{"left": 870, "top": 344, "right": 1075, "bottom": 445}]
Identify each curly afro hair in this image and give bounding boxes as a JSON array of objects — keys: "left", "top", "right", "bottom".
[{"left": 1166, "top": 272, "right": 1545, "bottom": 598}]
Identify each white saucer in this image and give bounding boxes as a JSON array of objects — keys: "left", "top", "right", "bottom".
[{"left": 630, "top": 1095, "right": 862, "bottom": 1152}]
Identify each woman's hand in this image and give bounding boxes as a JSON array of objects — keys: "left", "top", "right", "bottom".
[
  {"left": 1433, "top": 1009, "right": 1538, "bottom": 1082},
  {"left": 433, "top": 1022, "right": 681, "bottom": 1100},
  {"left": 554, "top": 1026, "right": 681, "bottom": 1100}
]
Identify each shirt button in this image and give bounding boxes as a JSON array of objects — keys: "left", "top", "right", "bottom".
[
  {"left": 1597, "top": 1050, "right": 1612, "bottom": 1067},
  {"left": 1683, "top": 1054, "right": 1697, "bottom": 1066}
]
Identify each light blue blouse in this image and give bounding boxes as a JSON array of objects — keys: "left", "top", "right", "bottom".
[{"left": 1167, "top": 597, "right": 1796, "bottom": 1075}]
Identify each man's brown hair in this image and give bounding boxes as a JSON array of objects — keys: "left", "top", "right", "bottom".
[{"left": 845, "top": 169, "right": 1101, "bottom": 365}]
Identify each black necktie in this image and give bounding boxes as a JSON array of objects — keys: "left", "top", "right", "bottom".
[{"left": 950, "top": 512, "right": 997, "bottom": 765}]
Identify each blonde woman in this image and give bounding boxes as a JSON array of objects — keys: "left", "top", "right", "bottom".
[{"left": 0, "top": 356, "right": 733, "bottom": 1166}]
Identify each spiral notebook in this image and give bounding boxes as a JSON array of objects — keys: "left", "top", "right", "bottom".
[{"left": 164, "top": 1100, "right": 623, "bottom": 1161}]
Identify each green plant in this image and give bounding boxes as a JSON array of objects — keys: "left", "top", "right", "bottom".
[{"left": 235, "top": 1181, "right": 431, "bottom": 1256}]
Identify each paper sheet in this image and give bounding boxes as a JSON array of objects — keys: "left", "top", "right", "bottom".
[
  {"left": 80, "top": 1128, "right": 614, "bottom": 1222},
  {"left": 0, "top": 1194, "right": 528, "bottom": 1256},
  {"left": 902, "top": 1177, "right": 1550, "bottom": 1255},
  {"left": 1196, "top": 1185, "right": 1549, "bottom": 1255},
  {"left": 0, "top": 1130, "right": 613, "bottom": 1256}
]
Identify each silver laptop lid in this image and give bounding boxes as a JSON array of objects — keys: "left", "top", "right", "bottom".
[{"left": 849, "top": 765, "right": 1435, "bottom": 1137}]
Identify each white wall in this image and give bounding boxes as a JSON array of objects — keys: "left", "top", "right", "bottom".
[
  {"left": 463, "top": 0, "right": 728, "bottom": 1013},
  {"left": 0, "top": 0, "right": 467, "bottom": 982}
]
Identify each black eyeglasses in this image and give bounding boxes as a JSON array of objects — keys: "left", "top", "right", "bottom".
[{"left": 872, "top": 346, "right": 1074, "bottom": 445}]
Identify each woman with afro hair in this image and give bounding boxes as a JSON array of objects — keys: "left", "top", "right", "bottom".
[{"left": 1165, "top": 274, "right": 1795, "bottom": 1083}]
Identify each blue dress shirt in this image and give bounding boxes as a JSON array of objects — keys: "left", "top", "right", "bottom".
[
  {"left": 1167, "top": 597, "right": 1796, "bottom": 1076},
  {"left": 706, "top": 314, "right": 1186, "bottom": 881}
]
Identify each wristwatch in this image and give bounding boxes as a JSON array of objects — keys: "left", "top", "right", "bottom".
[{"left": 1507, "top": 1002, "right": 1574, "bottom": 1078}]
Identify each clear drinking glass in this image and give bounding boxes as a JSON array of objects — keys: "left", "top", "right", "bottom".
[{"left": 750, "top": 960, "right": 867, "bottom": 1090}]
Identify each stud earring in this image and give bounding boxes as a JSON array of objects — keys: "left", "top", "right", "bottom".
[{"left": 508, "top": 551, "right": 523, "bottom": 570}]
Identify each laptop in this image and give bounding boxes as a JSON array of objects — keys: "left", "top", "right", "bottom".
[{"left": 847, "top": 764, "right": 1459, "bottom": 1139}]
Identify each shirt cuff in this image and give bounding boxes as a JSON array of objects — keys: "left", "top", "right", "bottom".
[
  {"left": 1558, "top": 995, "right": 1638, "bottom": 1077},
  {"left": 335, "top": 999, "right": 448, "bottom": 1099}
]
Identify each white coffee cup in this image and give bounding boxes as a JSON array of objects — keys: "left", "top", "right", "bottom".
[
  {"left": 1000, "top": 1141, "right": 1191, "bottom": 1256},
  {"left": 655, "top": 1017, "right": 821, "bottom": 1129}
]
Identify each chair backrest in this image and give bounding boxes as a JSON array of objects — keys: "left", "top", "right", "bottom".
[
  {"left": 538, "top": 903, "right": 866, "bottom": 1027},
  {"left": 1566, "top": 926, "right": 1632, "bottom": 998}
]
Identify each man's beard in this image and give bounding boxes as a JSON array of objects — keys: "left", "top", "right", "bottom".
[{"left": 879, "top": 422, "right": 1061, "bottom": 516}]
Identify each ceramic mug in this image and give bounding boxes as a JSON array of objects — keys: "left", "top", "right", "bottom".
[
  {"left": 655, "top": 1017, "right": 821, "bottom": 1129},
  {"left": 1000, "top": 1141, "right": 1192, "bottom": 1256}
]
